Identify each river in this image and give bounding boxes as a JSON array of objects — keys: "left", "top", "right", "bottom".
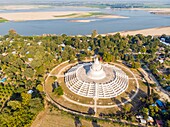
[{"left": 0, "top": 6, "right": 170, "bottom": 35}]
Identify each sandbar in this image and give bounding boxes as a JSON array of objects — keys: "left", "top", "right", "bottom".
[
  {"left": 0, "top": 11, "right": 88, "bottom": 21},
  {"left": 102, "top": 27, "right": 170, "bottom": 36},
  {"left": 0, "top": 11, "right": 128, "bottom": 21}
]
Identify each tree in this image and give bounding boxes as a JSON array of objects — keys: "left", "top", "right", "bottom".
[
  {"left": 165, "top": 120, "right": 170, "bottom": 127},
  {"left": 149, "top": 105, "right": 159, "bottom": 117},
  {"left": 36, "top": 84, "right": 43, "bottom": 92},
  {"left": 54, "top": 86, "right": 63, "bottom": 96},
  {"left": 103, "top": 52, "right": 113, "bottom": 62},
  {"left": 79, "top": 54, "right": 86, "bottom": 61},
  {"left": 91, "top": 30, "right": 98, "bottom": 38},
  {"left": 141, "top": 46, "right": 146, "bottom": 53},
  {"left": 8, "top": 29, "right": 17, "bottom": 36},
  {"left": 137, "top": 54, "right": 144, "bottom": 61},
  {"left": 132, "top": 62, "right": 141, "bottom": 69},
  {"left": 7, "top": 101, "right": 21, "bottom": 110},
  {"left": 23, "top": 68, "right": 34, "bottom": 79},
  {"left": 125, "top": 54, "right": 129, "bottom": 61},
  {"left": 123, "top": 103, "right": 132, "bottom": 113},
  {"left": 141, "top": 107, "right": 149, "bottom": 119},
  {"left": 29, "top": 98, "right": 44, "bottom": 114},
  {"left": 21, "top": 93, "right": 31, "bottom": 105}
]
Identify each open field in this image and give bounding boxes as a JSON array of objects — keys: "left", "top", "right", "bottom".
[
  {"left": 102, "top": 26, "right": 170, "bottom": 36},
  {"left": 0, "top": 11, "right": 128, "bottom": 22},
  {"left": 31, "top": 106, "right": 133, "bottom": 127}
]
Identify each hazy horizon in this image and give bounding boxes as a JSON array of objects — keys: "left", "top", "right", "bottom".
[{"left": 0, "top": 0, "right": 170, "bottom": 4}]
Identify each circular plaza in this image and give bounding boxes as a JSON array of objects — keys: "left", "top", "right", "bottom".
[
  {"left": 65, "top": 58, "right": 129, "bottom": 99},
  {"left": 44, "top": 57, "right": 148, "bottom": 116}
]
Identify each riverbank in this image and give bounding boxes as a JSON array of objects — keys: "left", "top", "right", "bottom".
[
  {"left": 126, "top": 8, "right": 170, "bottom": 16},
  {"left": 102, "top": 27, "right": 170, "bottom": 36},
  {"left": 0, "top": 11, "right": 127, "bottom": 21}
]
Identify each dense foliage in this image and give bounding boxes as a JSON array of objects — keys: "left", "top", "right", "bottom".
[{"left": 139, "top": 90, "right": 170, "bottom": 126}]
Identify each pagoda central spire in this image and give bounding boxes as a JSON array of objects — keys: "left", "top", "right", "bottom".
[
  {"left": 92, "top": 57, "right": 102, "bottom": 71},
  {"left": 87, "top": 57, "right": 106, "bottom": 80}
]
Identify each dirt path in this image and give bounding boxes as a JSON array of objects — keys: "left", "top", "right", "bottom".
[{"left": 31, "top": 101, "right": 48, "bottom": 127}]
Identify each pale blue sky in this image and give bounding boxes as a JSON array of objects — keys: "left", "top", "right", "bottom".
[
  {"left": 0, "top": 0, "right": 170, "bottom": 4},
  {"left": 0, "top": 0, "right": 170, "bottom": 3}
]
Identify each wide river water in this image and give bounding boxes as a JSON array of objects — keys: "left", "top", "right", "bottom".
[{"left": 0, "top": 6, "right": 170, "bottom": 35}]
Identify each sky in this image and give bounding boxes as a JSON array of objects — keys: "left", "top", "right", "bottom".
[
  {"left": 0, "top": 0, "right": 170, "bottom": 4},
  {"left": 0, "top": 0, "right": 169, "bottom": 2}
]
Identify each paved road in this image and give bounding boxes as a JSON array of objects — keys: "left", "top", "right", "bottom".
[{"left": 143, "top": 64, "right": 170, "bottom": 101}]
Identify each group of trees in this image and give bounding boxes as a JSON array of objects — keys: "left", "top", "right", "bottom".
[
  {"left": 118, "top": 90, "right": 170, "bottom": 126},
  {"left": 0, "top": 30, "right": 57, "bottom": 126},
  {"left": 0, "top": 92, "right": 44, "bottom": 126},
  {"left": 139, "top": 90, "right": 170, "bottom": 126},
  {"left": 0, "top": 84, "right": 15, "bottom": 109},
  {"left": 147, "top": 39, "right": 170, "bottom": 88}
]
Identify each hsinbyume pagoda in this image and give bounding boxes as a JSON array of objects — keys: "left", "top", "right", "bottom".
[{"left": 65, "top": 57, "right": 128, "bottom": 99}]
